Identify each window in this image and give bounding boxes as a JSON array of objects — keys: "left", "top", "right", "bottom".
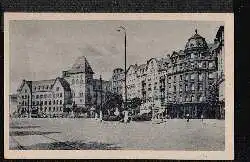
[
  {"left": 80, "top": 99, "right": 82, "bottom": 103},
  {"left": 191, "top": 53, "right": 195, "bottom": 59},
  {"left": 49, "top": 101, "right": 51, "bottom": 105},
  {"left": 191, "top": 95, "right": 195, "bottom": 102},
  {"left": 173, "top": 85, "right": 176, "bottom": 92},
  {"left": 49, "top": 107, "right": 51, "bottom": 111},
  {"left": 198, "top": 74, "right": 203, "bottom": 81},
  {"left": 191, "top": 84, "right": 195, "bottom": 91},
  {"left": 180, "top": 75, "right": 183, "bottom": 81},
  {"left": 179, "top": 85, "right": 183, "bottom": 92},
  {"left": 209, "top": 73, "right": 214, "bottom": 79},
  {"left": 76, "top": 79, "right": 79, "bottom": 84},
  {"left": 25, "top": 89, "right": 27, "bottom": 93},
  {"left": 191, "top": 74, "right": 195, "bottom": 80},
  {"left": 198, "top": 84, "right": 203, "bottom": 91},
  {"left": 38, "top": 86, "right": 41, "bottom": 90},
  {"left": 53, "top": 107, "right": 55, "bottom": 112},
  {"left": 53, "top": 100, "right": 55, "bottom": 105},
  {"left": 56, "top": 87, "right": 60, "bottom": 91},
  {"left": 185, "top": 84, "right": 188, "bottom": 91},
  {"left": 41, "top": 101, "right": 43, "bottom": 105},
  {"left": 60, "top": 100, "right": 62, "bottom": 105},
  {"left": 44, "top": 94, "right": 47, "bottom": 98},
  {"left": 185, "top": 74, "right": 189, "bottom": 81},
  {"left": 209, "top": 62, "right": 214, "bottom": 68},
  {"left": 173, "top": 76, "right": 176, "bottom": 82},
  {"left": 44, "top": 101, "right": 47, "bottom": 105},
  {"left": 44, "top": 107, "right": 47, "bottom": 112},
  {"left": 56, "top": 100, "right": 59, "bottom": 104},
  {"left": 36, "top": 101, "right": 39, "bottom": 105},
  {"left": 40, "top": 94, "right": 43, "bottom": 98},
  {"left": 72, "top": 79, "right": 75, "bottom": 85},
  {"left": 60, "top": 93, "right": 62, "bottom": 97}
]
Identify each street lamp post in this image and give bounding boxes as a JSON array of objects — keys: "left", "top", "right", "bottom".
[
  {"left": 100, "top": 75, "right": 103, "bottom": 122},
  {"left": 117, "top": 26, "right": 128, "bottom": 122}
]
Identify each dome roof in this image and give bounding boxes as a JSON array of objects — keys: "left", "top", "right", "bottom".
[{"left": 185, "top": 29, "right": 208, "bottom": 51}]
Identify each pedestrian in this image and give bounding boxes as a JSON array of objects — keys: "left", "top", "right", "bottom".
[
  {"left": 201, "top": 114, "right": 204, "bottom": 122},
  {"left": 186, "top": 113, "right": 190, "bottom": 122}
]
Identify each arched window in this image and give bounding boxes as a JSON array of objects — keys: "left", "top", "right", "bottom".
[
  {"left": 72, "top": 79, "right": 75, "bottom": 85},
  {"left": 49, "top": 101, "right": 51, "bottom": 105},
  {"left": 60, "top": 100, "right": 62, "bottom": 105},
  {"left": 191, "top": 95, "right": 195, "bottom": 102},
  {"left": 76, "top": 79, "right": 79, "bottom": 84}
]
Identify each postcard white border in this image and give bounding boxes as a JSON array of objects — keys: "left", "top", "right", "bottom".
[{"left": 4, "top": 13, "right": 234, "bottom": 160}]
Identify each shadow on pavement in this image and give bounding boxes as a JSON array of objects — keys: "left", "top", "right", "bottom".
[
  {"left": 10, "top": 125, "right": 41, "bottom": 129},
  {"left": 11, "top": 141, "right": 121, "bottom": 150},
  {"left": 10, "top": 131, "right": 61, "bottom": 136}
]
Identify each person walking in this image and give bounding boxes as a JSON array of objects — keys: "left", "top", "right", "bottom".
[
  {"left": 201, "top": 114, "right": 204, "bottom": 122},
  {"left": 186, "top": 113, "right": 190, "bottom": 122}
]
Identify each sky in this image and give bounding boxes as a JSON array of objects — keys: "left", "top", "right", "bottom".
[{"left": 9, "top": 20, "right": 223, "bottom": 94}]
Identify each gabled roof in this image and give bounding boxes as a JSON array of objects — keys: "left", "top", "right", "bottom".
[
  {"left": 32, "top": 79, "right": 55, "bottom": 87},
  {"left": 57, "top": 78, "right": 71, "bottom": 91},
  {"left": 127, "top": 64, "right": 138, "bottom": 73},
  {"left": 17, "top": 80, "right": 32, "bottom": 92},
  {"left": 67, "top": 56, "right": 94, "bottom": 74}
]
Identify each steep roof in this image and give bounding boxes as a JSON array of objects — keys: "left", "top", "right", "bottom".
[
  {"left": 57, "top": 78, "right": 71, "bottom": 91},
  {"left": 67, "top": 56, "right": 94, "bottom": 74}
]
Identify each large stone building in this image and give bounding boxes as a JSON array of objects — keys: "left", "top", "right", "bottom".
[
  {"left": 17, "top": 56, "right": 112, "bottom": 118},
  {"left": 212, "top": 26, "right": 225, "bottom": 119},
  {"left": 113, "top": 28, "right": 224, "bottom": 119},
  {"left": 111, "top": 68, "right": 124, "bottom": 96},
  {"left": 166, "top": 30, "right": 218, "bottom": 119}
]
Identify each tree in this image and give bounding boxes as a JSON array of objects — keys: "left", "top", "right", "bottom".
[
  {"left": 127, "top": 97, "right": 142, "bottom": 115},
  {"left": 101, "top": 92, "right": 123, "bottom": 116}
]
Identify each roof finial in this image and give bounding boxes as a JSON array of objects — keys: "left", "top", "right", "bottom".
[{"left": 195, "top": 29, "right": 197, "bottom": 34}]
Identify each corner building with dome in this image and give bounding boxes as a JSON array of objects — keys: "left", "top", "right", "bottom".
[{"left": 165, "top": 30, "right": 218, "bottom": 119}]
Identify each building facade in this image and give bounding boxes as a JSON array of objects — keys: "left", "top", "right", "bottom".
[
  {"left": 111, "top": 68, "right": 124, "bottom": 95},
  {"left": 17, "top": 56, "right": 112, "bottom": 118},
  {"left": 115, "top": 29, "right": 222, "bottom": 119},
  {"left": 213, "top": 26, "right": 225, "bottom": 119},
  {"left": 166, "top": 30, "right": 218, "bottom": 119}
]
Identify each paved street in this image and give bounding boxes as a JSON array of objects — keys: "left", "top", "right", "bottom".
[{"left": 9, "top": 118, "right": 225, "bottom": 150}]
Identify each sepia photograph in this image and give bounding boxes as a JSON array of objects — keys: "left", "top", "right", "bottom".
[{"left": 4, "top": 13, "right": 234, "bottom": 160}]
